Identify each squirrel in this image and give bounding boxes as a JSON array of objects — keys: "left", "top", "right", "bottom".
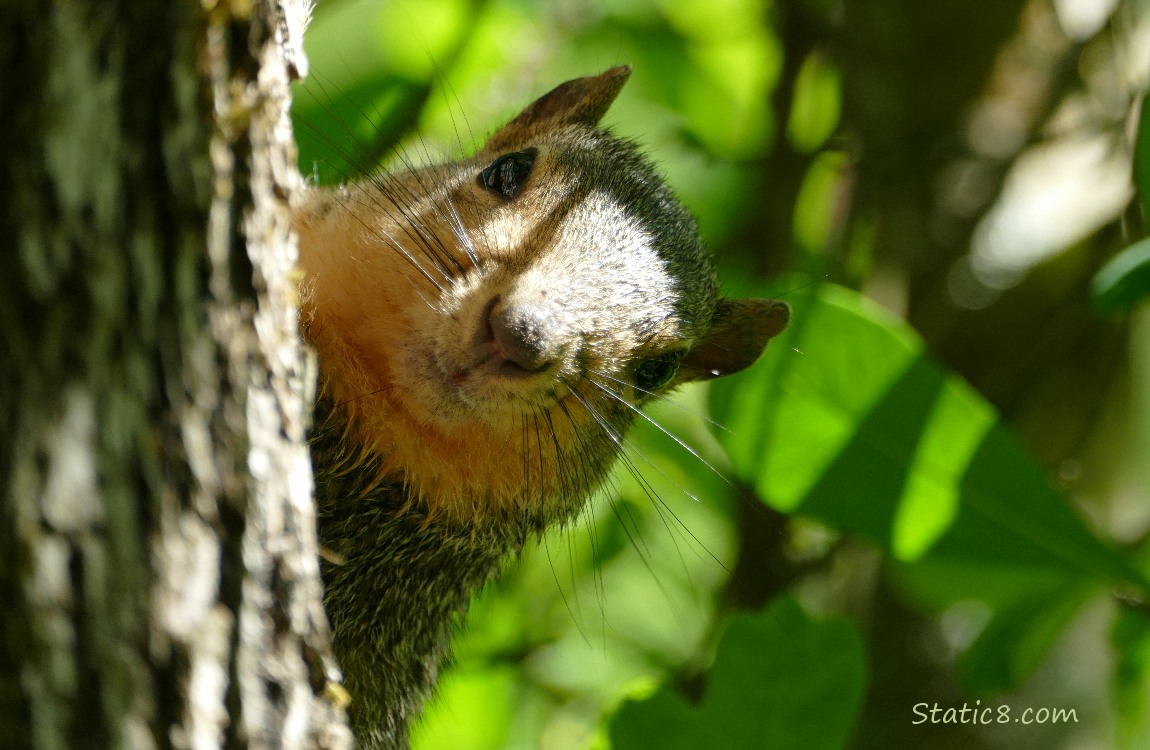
[{"left": 293, "top": 66, "right": 790, "bottom": 749}]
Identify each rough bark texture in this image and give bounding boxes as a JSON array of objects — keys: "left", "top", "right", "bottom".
[{"left": 0, "top": 0, "right": 350, "bottom": 747}]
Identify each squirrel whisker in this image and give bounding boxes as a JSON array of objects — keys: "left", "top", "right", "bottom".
[{"left": 293, "top": 67, "right": 789, "bottom": 748}]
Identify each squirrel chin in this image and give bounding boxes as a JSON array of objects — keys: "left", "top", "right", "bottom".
[
  {"left": 319, "top": 335, "right": 601, "bottom": 525},
  {"left": 352, "top": 392, "right": 603, "bottom": 526}
]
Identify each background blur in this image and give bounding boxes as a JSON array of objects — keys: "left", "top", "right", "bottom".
[{"left": 294, "top": 0, "right": 1150, "bottom": 748}]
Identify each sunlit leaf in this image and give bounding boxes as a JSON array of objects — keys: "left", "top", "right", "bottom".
[
  {"left": 711, "top": 283, "right": 1147, "bottom": 591},
  {"left": 609, "top": 597, "right": 866, "bottom": 750}
]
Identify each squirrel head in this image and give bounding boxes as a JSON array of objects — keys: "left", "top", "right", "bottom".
[
  {"left": 474, "top": 66, "right": 789, "bottom": 393},
  {"left": 297, "top": 67, "right": 789, "bottom": 526}
]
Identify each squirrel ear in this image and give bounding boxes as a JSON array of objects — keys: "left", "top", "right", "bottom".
[
  {"left": 485, "top": 66, "right": 631, "bottom": 152},
  {"left": 680, "top": 298, "right": 790, "bottom": 382}
]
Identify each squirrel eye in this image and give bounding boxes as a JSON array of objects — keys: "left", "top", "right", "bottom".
[
  {"left": 478, "top": 148, "right": 538, "bottom": 199},
  {"left": 634, "top": 352, "right": 682, "bottom": 393}
]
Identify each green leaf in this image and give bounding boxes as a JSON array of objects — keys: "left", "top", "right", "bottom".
[
  {"left": 711, "top": 283, "right": 1147, "bottom": 591},
  {"left": 609, "top": 597, "right": 866, "bottom": 750},
  {"left": 1090, "top": 238, "right": 1150, "bottom": 315}
]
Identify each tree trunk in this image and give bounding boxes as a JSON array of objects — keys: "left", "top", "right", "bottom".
[{"left": 0, "top": 0, "right": 350, "bottom": 747}]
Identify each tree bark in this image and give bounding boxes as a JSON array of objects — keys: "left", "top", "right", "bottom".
[{"left": 0, "top": 0, "right": 350, "bottom": 747}]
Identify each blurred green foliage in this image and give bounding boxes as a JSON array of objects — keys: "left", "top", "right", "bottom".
[
  {"left": 295, "top": 0, "right": 1150, "bottom": 748},
  {"left": 610, "top": 597, "right": 866, "bottom": 750}
]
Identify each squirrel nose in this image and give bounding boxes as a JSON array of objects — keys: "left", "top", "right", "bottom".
[{"left": 485, "top": 296, "right": 560, "bottom": 373}]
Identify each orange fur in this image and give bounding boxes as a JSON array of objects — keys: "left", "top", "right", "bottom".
[{"left": 295, "top": 176, "right": 620, "bottom": 525}]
